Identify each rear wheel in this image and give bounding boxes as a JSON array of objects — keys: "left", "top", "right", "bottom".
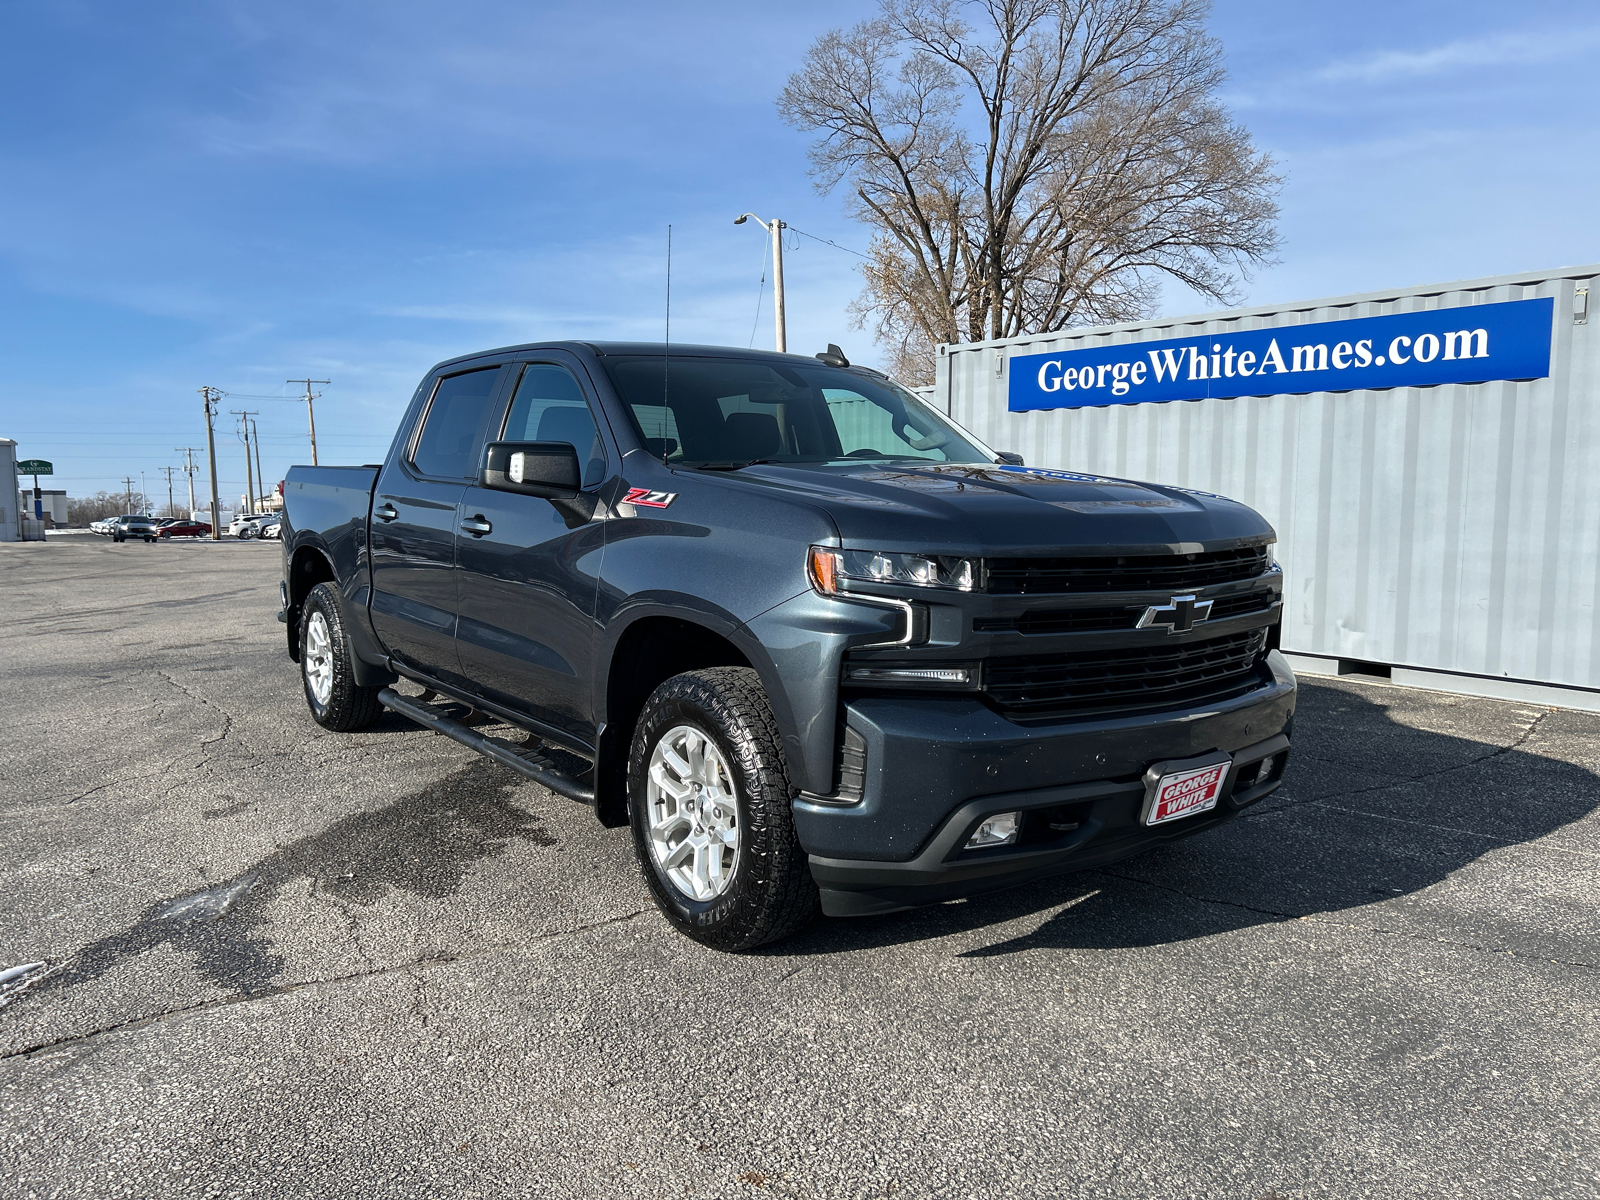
[
  {"left": 628, "top": 667, "right": 816, "bottom": 950},
  {"left": 300, "top": 583, "right": 382, "bottom": 731}
]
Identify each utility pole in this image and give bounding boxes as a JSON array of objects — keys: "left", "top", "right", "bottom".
[
  {"left": 175, "top": 447, "right": 200, "bottom": 514},
  {"left": 733, "top": 213, "right": 787, "bottom": 352},
  {"left": 200, "top": 387, "right": 222, "bottom": 540},
  {"left": 160, "top": 466, "right": 178, "bottom": 518},
  {"left": 287, "top": 379, "right": 329, "bottom": 466},
  {"left": 231, "top": 410, "right": 258, "bottom": 515},
  {"left": 121, "top": 476, "right": 135, "bottom": 514},
  {"left": 250, "top": 417, "right": 266, "bottom": 512}
]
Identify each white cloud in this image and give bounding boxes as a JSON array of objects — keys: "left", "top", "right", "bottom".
[{"left": 1317, "top": 27, "right": 1600, "bottom": 83}]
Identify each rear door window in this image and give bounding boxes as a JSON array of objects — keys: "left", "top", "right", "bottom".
[{"left": 410, "top": 367, "right": 504, "bottom": 479}]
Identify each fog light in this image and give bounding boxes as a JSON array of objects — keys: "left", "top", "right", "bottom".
[
  {"left": 1255, "top": 755, "right": 1277, "bottom": 784},
  {"left": 966, "top": 811, "right": 1021, "bottom": 849}
]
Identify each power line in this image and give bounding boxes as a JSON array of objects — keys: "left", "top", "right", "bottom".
[
  {"left": 747, "top": 223, "right": 770, "bottom": 349},
  {"left": 786, "top": 224, "right": 871, "bottom": 260}
]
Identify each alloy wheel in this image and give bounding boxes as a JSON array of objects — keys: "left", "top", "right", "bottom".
[
  {"left": 645, "top": 724, "right": 740, "bottom": 901},
  {"left": 303, "top": 610, "right": 334, "bottom": 708}
]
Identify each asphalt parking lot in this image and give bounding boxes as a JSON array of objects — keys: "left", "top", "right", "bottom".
[{"left": 1, "top": 537, "right": 1596, "bottom": 1200}]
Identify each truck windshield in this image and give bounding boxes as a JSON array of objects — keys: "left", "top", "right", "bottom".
[{"left": 600, "top": 356, "right": 993, "bottom": 467}]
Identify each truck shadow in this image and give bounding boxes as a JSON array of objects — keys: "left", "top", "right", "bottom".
[{"left": 777, "top": 679, "right": 1600, "bottom": 958}]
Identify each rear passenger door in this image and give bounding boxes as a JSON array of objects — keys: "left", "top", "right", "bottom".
[
  {"left": 454, "top": 357, "right": 611, "bottom": 741},
  {"left": 369, "top": 364, "right": 509, "bottom": 682}
]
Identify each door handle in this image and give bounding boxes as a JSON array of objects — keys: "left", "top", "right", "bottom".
[
  {"left": 374, "top": 503, "right": 399, "bottom": 523},
  {"left": 460, "top": 515, "right": 493, "bottom": 537}
]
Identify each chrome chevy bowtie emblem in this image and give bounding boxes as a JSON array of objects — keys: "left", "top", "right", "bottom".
[{"left": 1137, "top": 594, "right": 1214, "bottom": 634}]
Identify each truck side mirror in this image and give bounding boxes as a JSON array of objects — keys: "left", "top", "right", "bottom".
[
  {"left": 481, "top": 441, "right": 581, "bottom": 498},
  {"left": 995, "top": 451, "right": 1025, "bottom": 466}
]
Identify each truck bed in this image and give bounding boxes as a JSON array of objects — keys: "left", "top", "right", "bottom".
[{"left": 282, "top": 464, "right": 380, "bottom": 591}]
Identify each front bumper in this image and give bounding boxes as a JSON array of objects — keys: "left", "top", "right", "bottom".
[{"left": 796, "top": 650, "right": 1296, "bottom": 916}]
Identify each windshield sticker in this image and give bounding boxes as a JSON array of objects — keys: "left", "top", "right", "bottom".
[{"left": 624, "top": 487, "right": 678, "bottom": 509}]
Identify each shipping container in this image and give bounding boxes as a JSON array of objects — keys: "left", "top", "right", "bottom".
[{"left": 934, "top": 264, "right": 1600, "bottom": 711}]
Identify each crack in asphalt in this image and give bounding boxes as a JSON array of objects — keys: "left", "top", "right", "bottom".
[
  {"left": 0, "top": 908, "right": 651, "bottom": 1064},
  {"left": 155, "top": 668, "right": 235, "bottom": 752}
]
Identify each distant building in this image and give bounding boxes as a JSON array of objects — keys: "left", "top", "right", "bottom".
[
  {"left": 16, "top": 488, "right": 68, "bottom": 526},
  {"left": 0, "top": 438, "right": 15, "bottom": 541}
]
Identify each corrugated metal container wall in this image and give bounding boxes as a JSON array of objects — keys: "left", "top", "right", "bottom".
[{"left": 935, "top": 266, "right": 1600, "bottom": 693}]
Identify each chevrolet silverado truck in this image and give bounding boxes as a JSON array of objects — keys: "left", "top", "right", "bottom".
[{"left": 278, "top": 341, "right": 1295, "bottom": 949}]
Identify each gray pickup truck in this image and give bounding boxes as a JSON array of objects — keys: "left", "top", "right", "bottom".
[{"left": 278, "top": 341, "right": 1295, "bottom": 948}]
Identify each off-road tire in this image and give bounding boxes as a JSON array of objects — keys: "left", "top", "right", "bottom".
[
  {"left": 299, "top": 583, "right": 382, "bottom": 732},
  {"left": 628, "top": 667, "right": 817, "bottom": 950}
]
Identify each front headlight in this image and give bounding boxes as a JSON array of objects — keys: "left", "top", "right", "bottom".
[{"left": 808, "top": 546, "right": 976, "bottom": 595}]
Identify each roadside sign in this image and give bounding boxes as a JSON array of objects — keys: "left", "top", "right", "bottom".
[{"left": 17, "top": 459, "right": 52, "bottom": 475}]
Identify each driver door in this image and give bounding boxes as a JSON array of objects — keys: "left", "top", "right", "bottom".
[{"left": 454, "top": 357, "right": 612, "bottom": 741}]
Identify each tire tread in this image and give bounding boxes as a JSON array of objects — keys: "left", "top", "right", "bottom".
[
  {"left": 301, "top": 583, "right": 383, "bottom": 732},
  {"left": 629, "top": 666, "right": 816, "bottom": 950}
]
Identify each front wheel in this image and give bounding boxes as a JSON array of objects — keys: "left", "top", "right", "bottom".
[
  {"left": 299, "top": 583, "right": 382, "bottom": 731},
  {"left": 628, "top": 667, "right": 816, "bottom": 950}
]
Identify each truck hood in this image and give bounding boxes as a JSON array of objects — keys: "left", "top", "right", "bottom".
[{"left": 697, "top": 461, "right": 1273, "bottom": 555}]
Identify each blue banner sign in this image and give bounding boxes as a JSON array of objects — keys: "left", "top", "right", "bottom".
[{"left": 1008, "top": 296, "right": 1554, "bottom": 412}]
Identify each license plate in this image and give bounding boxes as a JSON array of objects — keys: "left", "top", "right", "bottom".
[{"left": 1144, "top": 760, "right": 1230, "bottom": 826}]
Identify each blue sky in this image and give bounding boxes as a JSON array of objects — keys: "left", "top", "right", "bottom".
[{"left": 2, "top": 0, "right": 1597, "bottom": 505}]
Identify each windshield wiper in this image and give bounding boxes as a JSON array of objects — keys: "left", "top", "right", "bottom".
[{"left": 689, "top": 458, "right": 785, "bottom": 471}]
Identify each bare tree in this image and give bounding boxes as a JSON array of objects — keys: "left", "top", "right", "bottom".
[
  {"left": 67, "top": 491, "right": 148, "bottom": 525},
  {"left": 780, "top": 0, "right": 1280, "bottom": 382}
]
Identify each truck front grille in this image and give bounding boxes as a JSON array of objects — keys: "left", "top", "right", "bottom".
[
  {"left": 981, "top": 628, "right": 1270, "bottom": 721},
  {"left": 984, "top": 546, "right": 1270, "bottom": 595},
  {"left": 973, "top": 589, "right": 1278, "bottom": 636}
]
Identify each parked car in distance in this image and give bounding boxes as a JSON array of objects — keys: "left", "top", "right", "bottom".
[
  {"left": 229, "top": 513, "right": 276, "bottom": 539},
  {"left": 257, "top": 515, "right": 282, "bottom": 540},
  {"left": 111, "top": 514, "right": 160, "bottom": 543},
  {"left": 159, "top": 519, "right": 212, "bottom": 538}
]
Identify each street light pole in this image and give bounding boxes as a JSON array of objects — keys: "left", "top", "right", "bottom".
[{"left": 733, "top": 213, "right": 787, "bottom": 353}]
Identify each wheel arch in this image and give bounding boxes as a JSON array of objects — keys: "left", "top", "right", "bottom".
[
  {"left": 593, "top": 605, "right": 799, "bottom": 827},
  {"left": 284, "top": 542, "right": 339, "bottom": 661}
]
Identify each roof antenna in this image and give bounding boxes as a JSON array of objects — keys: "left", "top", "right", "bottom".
[
  {"left": 663, "top": 224, "right": 672, "bottom": 417},
  {"left": 815, "top": 343, "right": 849, "bottom": 368}
]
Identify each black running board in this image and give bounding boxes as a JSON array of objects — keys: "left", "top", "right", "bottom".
[{"left": 378, "top": 688, "right": 595, "bottom": 804}]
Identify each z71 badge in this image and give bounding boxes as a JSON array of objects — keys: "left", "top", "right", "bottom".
[{"left": 623, "top": 487, "right": 678, "bottom": 509}]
